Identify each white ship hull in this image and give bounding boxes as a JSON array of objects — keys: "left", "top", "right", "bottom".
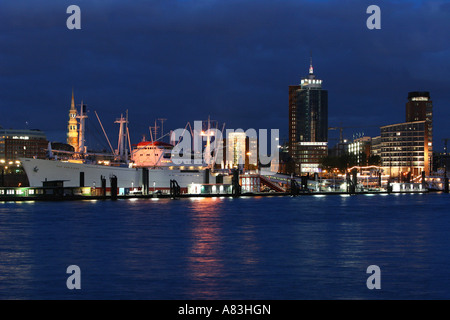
[
  {"left": 20, "top": 158, "right": 211, "bottom": 190},
  {"left": 20, "top": 158, "right": 141, "bottom": 188}
]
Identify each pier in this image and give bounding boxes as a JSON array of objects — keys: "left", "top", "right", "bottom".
[
  {"left": 0, "top": 180, "right": 432, "bottom": 202},
  {"left": 1, "top": 166, "right": 442, "bottom": 202}
]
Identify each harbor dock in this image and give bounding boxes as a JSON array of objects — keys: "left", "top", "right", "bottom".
[{"left": 0, "top": 182, "right": 432, "bottom": 202}]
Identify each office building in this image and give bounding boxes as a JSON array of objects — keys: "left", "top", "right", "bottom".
[
  {"left": 405, "top": 91, "right": 433, "bottom": 171},
  {"left": 379, "top": 91, "right": 434, "bottom": 178},
  {"left": 348, "top": 136, "right": 372, "bottom": 166},
  {"left": 370, "top": 136, "right": 381, "bottom": 157},
  {"left": 380, "top": 121, "right": 429, "bottom": 177},
  {"left": 289, "top": 57, "right": 328, "bottom": 174},
  {"left": 0, "top": 128, "right": 48, "bottom": 164},
  {"left": 223, "top": 132, "right": 258, "bottom": 170}
]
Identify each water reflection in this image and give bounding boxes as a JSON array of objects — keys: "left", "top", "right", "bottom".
[
  {"left": 0, "top": 193, "right": 448, "bottom": 299},
  {"left": 0, "top": 204, "right": 33, "bottom": 299},
  {"left": 185, "top": 198, "right": 224, "bottom": 299}
]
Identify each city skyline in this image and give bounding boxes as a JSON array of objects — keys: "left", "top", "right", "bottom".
[{"left": 1, "top": 0, "right": 449, "bottom": 152}]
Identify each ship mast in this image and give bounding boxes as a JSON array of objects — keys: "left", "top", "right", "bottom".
[
  {"left": 76, "top": 100, "right": 88, "bottom": 155},
  {"left": 115, "top": 111, "right": 129, "bottom": 163},
  {"left": 204, "top": 116, "right": 212, "bottom": 166},
  {"left": 203, "top": 116, "right": 221, "bottom": 169}
]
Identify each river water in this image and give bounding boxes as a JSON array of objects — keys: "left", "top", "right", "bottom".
[{"left": 0, "top": 192, "right": 449, "bottom": 299}]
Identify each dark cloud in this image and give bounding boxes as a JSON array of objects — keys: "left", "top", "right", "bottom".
[{"left": 0, "top": 0, "right": 449, "bottom": 150}]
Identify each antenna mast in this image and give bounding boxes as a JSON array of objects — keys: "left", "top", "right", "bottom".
[
  {"left": 115, "top": 112, "right": 129, "bottom": 163},
  {"left": 158, "top": 118, "right": 167, "bottom": 142},
  {"left": 76, "top": 101, "right": 88, "bottom": 154}
]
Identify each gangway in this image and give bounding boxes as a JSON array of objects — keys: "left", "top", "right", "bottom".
[{"left": 259, "top": 175, "right": 286, "bottom": 192}]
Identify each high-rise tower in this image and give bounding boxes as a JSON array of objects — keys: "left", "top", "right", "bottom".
[
  {"left": 289, "top": 56, "right": 328, "bottom": 174},
  {"left": 67, "top": 90, "right": 79, "bottom": 151},
  {"left": 405, "top": 91, "right": 433, "bottom": 171}
]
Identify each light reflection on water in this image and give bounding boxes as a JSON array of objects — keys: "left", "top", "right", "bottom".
[
  {"left": 0, "top": 192, "right": 449, "bottom": 299},
  {"left": 186, "top": 198, "right": 224, "bottom": 299}
]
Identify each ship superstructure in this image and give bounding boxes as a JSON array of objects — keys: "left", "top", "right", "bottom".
[{"left": 20, "top": 92, "right": 219, "bottom": 192}]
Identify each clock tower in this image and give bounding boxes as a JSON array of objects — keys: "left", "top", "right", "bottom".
[{"left": 67, "top": 90, "right": 79, "bottom": 151}]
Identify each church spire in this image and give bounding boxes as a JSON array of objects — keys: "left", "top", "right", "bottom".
[
  {"left": 71, "top": 88, "right": 75, "bottom": 109},
  {"left": 67, "top": 89, "right": 79, "bottom": 151}
]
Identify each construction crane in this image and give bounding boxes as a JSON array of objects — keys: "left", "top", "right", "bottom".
[
  {"left": 328, "top": 125, "right": 380, "bottom": 143},
  {"left": 328, "top": 127, "right": 344, "bottom": 143}
]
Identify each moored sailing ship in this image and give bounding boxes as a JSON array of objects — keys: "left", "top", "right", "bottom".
[{"left": 20, "top": 93, "right": 218, "bottom": 193}]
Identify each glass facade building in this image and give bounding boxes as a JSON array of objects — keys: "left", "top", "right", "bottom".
[
  {"left": 380, "top": 91, "right": 433, "bottom": 178},
  {"left": 380, "top": 121, "right": 429, "bottom": 177},
  {"left": 405, "top": 91, "right": 433, "bottom": 171},
  {"left": 289, "top": 60, "right": 328, "bottom": 174}
]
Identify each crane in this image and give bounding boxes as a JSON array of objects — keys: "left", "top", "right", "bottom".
[
  {"left": 328, "top": 127, "right": 344, "bottom": 143},
  {"left": 328, "top": 125, "right": 380, "bottom": 144}
]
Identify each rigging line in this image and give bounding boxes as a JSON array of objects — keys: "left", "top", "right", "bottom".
[
  {"left": 127, "top": 126, "right": 132, "bottom": 157},
  {"left": 95, "top": 110, "right": 115, "bottom": 155},
  {"left": 85, "top": 116, "right": 108, "bottom": 151}
]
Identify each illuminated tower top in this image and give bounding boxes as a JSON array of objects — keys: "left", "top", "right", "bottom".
[
  {"left": 309, "top": 53, "right": 314, "bottom": 75},
  {"left": 67, "top": 89, "right": 79, "bottom": 151},
  {"left": 71, "top": 89, "right": 75, "bottom": 109},
  {"left": 301, "top": 54, "right": 322, "bottom": 88}
]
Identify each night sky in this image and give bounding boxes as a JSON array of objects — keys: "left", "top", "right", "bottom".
[{"left": 1, "top": 0, "right": 449, "bottom": 151}]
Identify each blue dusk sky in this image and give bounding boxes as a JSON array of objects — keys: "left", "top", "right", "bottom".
[{"left": 0, "top": 0, "right": 449, "bottom": 151}]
